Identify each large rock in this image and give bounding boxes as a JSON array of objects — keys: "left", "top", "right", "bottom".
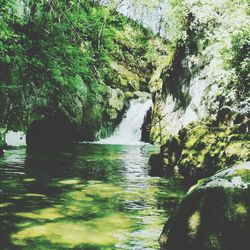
[
  {"left": 159, "top": 162, "right": 250, "bottom": 250},
  {"left": 141, "top": 107, "right": 152, "bottom": 143},
  {"left": 154, "top": 111, "right": 250, "bottom": 184}
]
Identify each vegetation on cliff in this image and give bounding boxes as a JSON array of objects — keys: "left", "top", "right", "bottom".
[
  {"left": 149, "top": 0, "right": 250, "bottom": 143},
  {"left": 149, "top": 0, "right": 250, "bottom": 184},
  {"left": 0, "top": 0, "right": 166, "bottom": 145}
]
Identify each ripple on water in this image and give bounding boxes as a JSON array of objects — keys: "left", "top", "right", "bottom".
[{"left": 0, "top": 144, "right": 185, "bottom": 249}]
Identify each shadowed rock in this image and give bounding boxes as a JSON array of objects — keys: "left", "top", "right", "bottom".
[
  {"left": 26, "top": 113, "right": 77, "bottom": 151},
  {"left": 159, "top": 162, "right": 250, "bottom": 250}
]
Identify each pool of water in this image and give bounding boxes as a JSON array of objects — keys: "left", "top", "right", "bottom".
[{"left": 0, "top": 144, "right": 185, "bottom": 250}]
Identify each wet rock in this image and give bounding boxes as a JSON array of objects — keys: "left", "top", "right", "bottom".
[
  {"left": 148, "top": 153, "right": 165, "bottom": 176},
  {"left": 159, "top": 162, "right": 250, "bottom": 250},
  {"left": 141, "top": 107, "right": 152, "bottom": 143},
  {"left": 148, "top": 134, "right": 183, "bottom": 176},
  {"left": 159, "top": 108, "right": 250, "bottom": 183}
]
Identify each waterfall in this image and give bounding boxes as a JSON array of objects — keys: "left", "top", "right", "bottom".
[{"left": 99, "top": 98, "right": 152, "bottom": 145}]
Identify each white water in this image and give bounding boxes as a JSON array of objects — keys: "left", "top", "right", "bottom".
[
  {"left": 5, "top": 131, "right": 26, "bottom": 147},
  {"left": 99, "top": 98, "right": 152, "bottom": 145}
]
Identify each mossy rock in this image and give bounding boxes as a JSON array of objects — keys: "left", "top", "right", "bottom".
[
  {"left": 159, "top": 162, "right": 250, "bottom": 250},
  {"left": 160, "top": 110, "right": 249, "bottom": 183},
  {"left": 124, "top": 91, "right": 134, "bottom": 99},
  {"left": 107, "top": 87, "right": 125, "bottom": 113}
]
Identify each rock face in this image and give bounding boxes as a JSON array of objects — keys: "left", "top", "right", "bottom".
[
  {"left": 159, "top": 162, "right": 250, "bottom": 250},
  {"left": 148, "top": 0, "right": 250, "bottom": 144},
  {"left": 141, "top": 107, "right": 152, "bottom": 143},
  {"left": 149, "top": 104, "right": 250, "bottom": 183},
  {"left": 1, "top": 2, "right": 171, "bottom": 150}
]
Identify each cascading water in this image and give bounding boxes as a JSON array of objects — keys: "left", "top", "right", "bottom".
[{"left": 99, "top": 98, "right": 152, "bottom": 145}]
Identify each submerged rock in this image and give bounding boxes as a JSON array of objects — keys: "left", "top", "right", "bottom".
[{"left": 159, "top": 162, "right": 250, "bottom": 250}]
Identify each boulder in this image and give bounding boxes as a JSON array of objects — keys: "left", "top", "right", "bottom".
[
  {"left": 141, "top": 107, "right": 152, "bottom": 143},
  {"left": 149, "top": 153, "right": 165, "bottom": 176},
  {"left": 158, "top": 113, "right": 250, "bottom": 184},
  {"left": 159, "top": 162, "right": 250, "bottom": 250}
]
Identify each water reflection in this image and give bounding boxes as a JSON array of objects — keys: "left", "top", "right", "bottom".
[{"left": 0, "top": 144, "right": 185, "bottom": 249}]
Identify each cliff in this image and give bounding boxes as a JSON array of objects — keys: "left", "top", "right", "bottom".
[{"left": 0, "top": 0, "right": 166, "bottom": 149}]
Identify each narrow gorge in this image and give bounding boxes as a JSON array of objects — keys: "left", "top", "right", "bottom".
[{"left": 0, "top": 0, "right": 249, "bottom": 249}]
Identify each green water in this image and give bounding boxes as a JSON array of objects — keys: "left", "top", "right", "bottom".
[{"left": 0, "top": 144, "right": 185, "bottom": 250}]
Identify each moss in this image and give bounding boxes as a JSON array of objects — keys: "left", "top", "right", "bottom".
[
  {"left": 235, "top": 203, "right": 248, "bottom": 216},
  {"left": 160, "top": 112, "right": 249, "bottom": 183},
  {"left": 204, "top": 234, "right": 222, "bottom": 250},
  {"left": 124, "top": 91, "right": 134, "bottom": 99},
  {"left": 235, "top": 169, "right": 250, "bottom": 183},
  {"left": 184, "top": 126, "right": 208, "bottom": 148},
  {"left": 188, "top": 211, "right": 201, "bottom": 238},
  {"left": 225, "top": 141, "right": 250, "bottom": 161},
  {"left": 110, "top": 61, "right": 142, "bottom": 91},
  {"left": 161, "top": 163, "right": 250, "bottom": 250}
]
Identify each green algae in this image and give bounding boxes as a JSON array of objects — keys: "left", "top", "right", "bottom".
[
  {"left": 16, "top": 207, "right": 64, "bottom": 221},
  {"left": 12, "top": 214, "right": 132, "bottom": 247},
  {"left": 188, "top": 211, "right": 201, "bottom": 238},
  {"left": 0, "top": 144, "right": 185, "bottom": 249},
  {"left": 0, "top": 202, "right": 13, "bottom": 208}
]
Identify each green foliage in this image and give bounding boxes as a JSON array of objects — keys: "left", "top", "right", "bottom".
[
  {"left": 230, "top": 27, "right": 250, "bottom": 92},
  {"left": 0, "top": 0, "right": 120, "bottom": 134},
  {"left": 0, "top": 0, "right": 117, "bottom": 88}
]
